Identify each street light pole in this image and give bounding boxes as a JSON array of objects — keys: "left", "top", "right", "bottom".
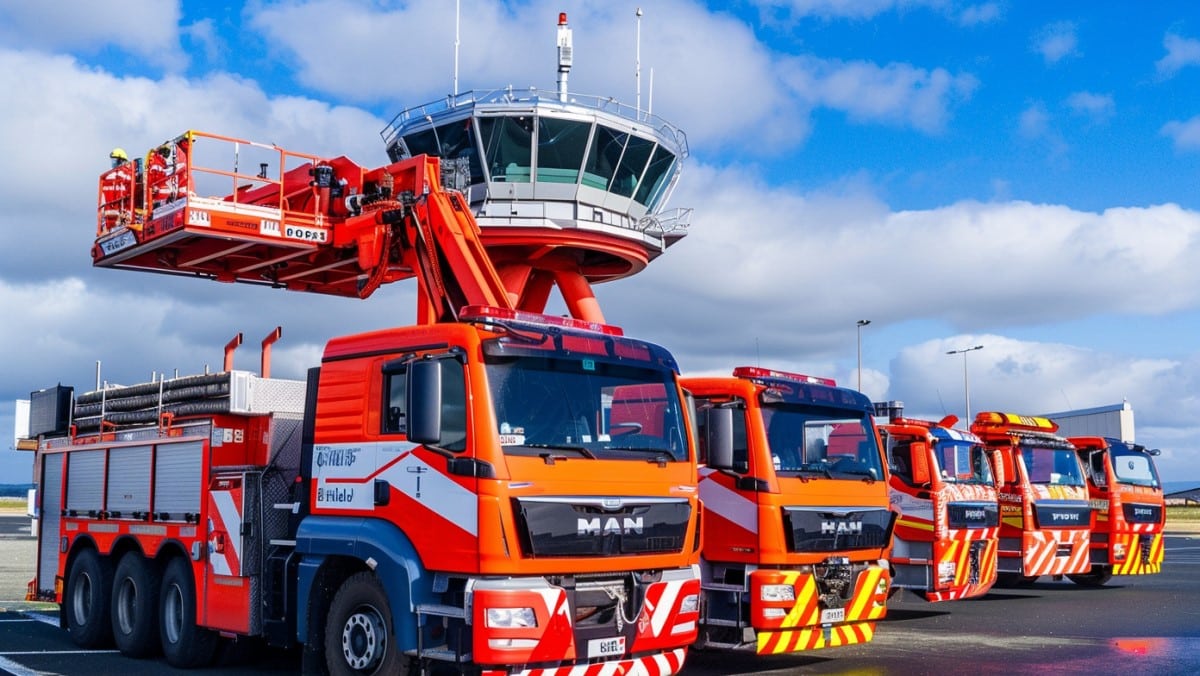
[
  {"left": 856, "top": 320, "right": 871, "bottom": 391},
  {"left": 946, "top": 344, "right": 984, "bottom": 422}
]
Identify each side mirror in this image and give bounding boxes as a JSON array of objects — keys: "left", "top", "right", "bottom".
[
  {"left": 706, "top": 407, "right": 735, "bottom": 470},
  {"left": 910, "top": 441, "right": 931, "bottom": 485},
  {"left": 406, "top": 359, "right": 442, "bottom": 445}
]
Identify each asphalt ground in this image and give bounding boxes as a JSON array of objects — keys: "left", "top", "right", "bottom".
[{"left": 2, "top": 512, "right": 1198, "bottom": 675}]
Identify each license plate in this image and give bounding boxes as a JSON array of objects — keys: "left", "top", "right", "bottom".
[
  {"left": 587, "top": 636, "right": 626, "bottom": 658},
  {"left": 99, "top": 230, "right": 138, "bottom": 256},
  {"left": 820, "top": 607, "right": 845, "bottom": 624}
]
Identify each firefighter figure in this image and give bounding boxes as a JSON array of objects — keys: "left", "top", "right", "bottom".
[{"left": 99, "top": 148, "right": 135, "bottom": 234}]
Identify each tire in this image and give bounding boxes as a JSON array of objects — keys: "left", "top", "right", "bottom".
[
  {"left": 1068, "top": 565, "right": 1114, "bottom": 588},
  {"left": 159, "top": 557, "right": 218, "bottom": 668},
  {"left": 112, "top": 552, "right": 162, "bottom": 657},
  {"left": 324, "top": 572, "right": 408, "bottom": 676},
  {"left": 65, "top": 548, "right": 114, "bottom": 649}
]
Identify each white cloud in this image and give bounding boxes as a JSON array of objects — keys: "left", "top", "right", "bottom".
[
  {"left": 781, "top": 56, "right": 978, "bottom": 133},
  {"left": 1162, "top": 115, "right": 1200, "bottom": 152},
  {"left": 1065, "top": 91, "right": 1114, "bottom": 123},
  {"left": 0, "top": 0, "right": 186, "bottom": 70},
  {"left": 1033, "top": 21, "right": 1079, "bottom": 65},
  {"left": 957, "top": 3, "right": 1002, "bottom": 27},
  {"left": 748, "top": 0, "right": 950, "bottom": 22},
  {"left": 1156, "top": 33, "right": 1200, "bottom": 78}
]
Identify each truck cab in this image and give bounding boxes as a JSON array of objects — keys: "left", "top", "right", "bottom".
[
  {"left": 970, "top": 412, "right": 1091, "bottom": 584},
  {"left": 685, "top": 367, "right": 893, "bottom": 654},
  {"left": 1068, "top": 436, "right": 1165, "bottom": 586},
  {"left": 879, "top": 409, "right": 999, "bottom": 601}
]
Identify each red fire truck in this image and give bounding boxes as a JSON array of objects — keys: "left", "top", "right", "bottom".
[
  {"left": 684, "top": 368, "right": 893, "bottom": 655},
  {"left": 970, "top": 412, "right": 1091, "bottom": 584},
  {"left": 23, "top": 134, "right": 702, "bottom": 675},
  {"left": 1068, "top": 436, "right": 1165, "bottom": 586},
  {"left": 877, "top": 406, "right": 999, "bottom": 601}
]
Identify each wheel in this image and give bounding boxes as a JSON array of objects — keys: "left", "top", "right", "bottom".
[
  {"left": 159, "top": 557, "right": 218, "bottom": 668},
  {"left": 112, "top": 552, "right": 161, "bottom": 657},
  {"left": 1068, "top": 565, "right": 1113, "bottom": 587},
  {"left": 65, "top": 548, "right": 114, "bottom": 648},
  {"left": 324, "top": 572, "right": 407, "bottom": 676}
]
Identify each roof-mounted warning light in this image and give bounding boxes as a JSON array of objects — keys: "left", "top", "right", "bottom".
[
  {"left": 974, "top": 411, "right": 1059, "bottom": 433},
  {"left": 732, "top": 366, "right": 836, "bottom": 387},
  {"left": 460, "top": 305, "right": 624, "bottom": 336}
]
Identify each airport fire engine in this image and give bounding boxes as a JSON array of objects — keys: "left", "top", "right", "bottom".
[
  {"left": 1069, "top": 436, "right": 1165, "bottom": 586},
  {"left": 24, "top": 132, "right": 702, "bottom": 675},
  {"left": 970, "top": 412, "right": 1091, "bottom": 584},
  {"left": 877, "top": 405, "right": 999, "bottom": 601},
  {"left": 683, "top": 368, "right": 893, "bottom": 654}
]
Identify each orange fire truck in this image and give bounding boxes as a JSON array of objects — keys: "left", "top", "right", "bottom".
[
  {"left": 969, "top": 412, "right": 1091, "bottom": 584},
  {"left": 683, "top": 368, "right": 892, "bottom": 654},
  {"left": 876, "top": 405, "right": 999, "bottom": 601},
  {"left": 24, "top": 132, "right": 702, "bottom": 675},
  {"left": 1068, "top": 436, "right": 1165, "bottom": 586}
]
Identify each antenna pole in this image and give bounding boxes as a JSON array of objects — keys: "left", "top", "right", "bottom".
[
  {"left": 556, "top": 12, "right": 573, "bottom": 102},
  {"left": 453, "top": 0, "right": 460, "bottom": 95},
  {"left": 636, "top": 7, "right": 643, "bottom": 117}
]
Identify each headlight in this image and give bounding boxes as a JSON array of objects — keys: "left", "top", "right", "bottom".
[
  {"left": 485, "top": 607, "right": 537, "bottom": 628},
  {"left": 760, "top": 584, "right": 795, "bottom": 602},
  {"left": 679, "top": 593, "right": 699, "bottom": 613}
]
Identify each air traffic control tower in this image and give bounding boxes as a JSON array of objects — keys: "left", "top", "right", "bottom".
[{"left": 380, "top": 13, "right": 689, "bottom": 323}]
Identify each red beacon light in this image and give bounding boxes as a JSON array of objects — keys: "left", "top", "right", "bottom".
[
  {"left": 732, "top": 366, "right": 836, "bottom": 386},
  {"left": 459, "top": 305, "right": 624, "bottom": 336}
]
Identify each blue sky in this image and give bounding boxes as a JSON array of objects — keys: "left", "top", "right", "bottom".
[{"left": 2, "top": 0, "right": 1200, "bottom": 483}]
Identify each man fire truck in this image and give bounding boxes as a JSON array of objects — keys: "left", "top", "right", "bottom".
[
  {"left": 970, "top": 412, "right": 1091, "bottom": 584},
  {"left": 684, "top": 368, "right": 893, "bottom": 655},
  {"left": 877, "top": 405, "right": 999, "bottom": 601},
  {"left": 1068, "top": 436, "right": 1165, "bottom": 586},
  {"left": 24, "top": 133, "right": 702, "bottom": 676}
]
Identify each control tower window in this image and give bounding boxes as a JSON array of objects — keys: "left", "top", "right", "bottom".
[
  {"left": 403, "top": 119, "right": 482, "bottom": 184},
  {"left": 536, "top": 117, "right": 589, "bottom": 184},
  {"left": 583, "top": 126, "right": 627, "bottom": 191},
  {"left": 480, "top": 116, "right": 533, "bottom": 183},
  {"left": 635, "top": 145, "right": 676, "bottom": 207},
  {"left": 612, "top": 135, "right": 655, "bottom": 198}
]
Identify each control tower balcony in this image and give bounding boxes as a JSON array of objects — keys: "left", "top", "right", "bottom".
[{"left": 382, "top": 87, "right": 691, "bottom": 285}]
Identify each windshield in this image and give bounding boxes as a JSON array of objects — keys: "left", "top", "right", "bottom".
[
  {"left": 933, "top": 441, "right": 994, "bottom": 485},
  {"left": 485, "top": 354, "right": 688, "bottom": 462},
  {"left": 762, "top": 405, "right": 884, "bottom": 480},
  {"left": 1021, "top": 446, "right": 1085, "bottom": 486},
  {"left": 1110, "top": 442, "right": 1161, "bottom": 488}
]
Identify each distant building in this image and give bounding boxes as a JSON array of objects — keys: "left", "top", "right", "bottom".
[
  {"left": 1166, "top": 487, "right": 1200, "bottom": 506},
  {"left": 1043, "top": 401, "right": 1134, "bottom": 441}
]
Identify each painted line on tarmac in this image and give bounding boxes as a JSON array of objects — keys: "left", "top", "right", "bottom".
[{"left": 24, "top": 612, "right": 57, "bottom": 627}]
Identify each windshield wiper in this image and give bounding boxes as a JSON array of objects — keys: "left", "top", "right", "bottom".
[{"left": 522, "top": 443, "right": 597, "bottom": 459}]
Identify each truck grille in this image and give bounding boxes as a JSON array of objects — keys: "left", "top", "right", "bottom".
[
  {"left": 781, "top": 507, "right": 894, "bottom": 553},
  {"left": 514, "top": 497, "right": 690, "bottom": 557}
]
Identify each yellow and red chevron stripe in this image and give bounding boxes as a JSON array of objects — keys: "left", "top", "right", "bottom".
[
  {"left": 756, "top": 621, "right": 876, "bottom": 654},
  {"left": 925, "top": 529, "right": 999, "bottom": 601},
  {"left": 1111, "top": 533, "right": 1164, "bottom": 575},
  {"left": 754, "top": 566, "right": 887, "bottom": 654}
]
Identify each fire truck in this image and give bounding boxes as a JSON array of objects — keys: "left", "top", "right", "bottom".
[
  {"left": 1068, "top": 436, "right": 1165, "bottom": 586},
  {"left": 683, "top": 368, "right": 893, "bottom": 655},
  {"left": 876, "top": 405, "right": 999, "bottom": 601},
  {"left": 969, "top": 412, "right": 1091, "bottom": 584},
  {"left": 23, "top": 133, "right": 702, "bottom": 675}
]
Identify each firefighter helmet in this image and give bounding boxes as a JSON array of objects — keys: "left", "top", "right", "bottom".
[{"left": 110, "top": 147, "right": 129, "bottom": 162}]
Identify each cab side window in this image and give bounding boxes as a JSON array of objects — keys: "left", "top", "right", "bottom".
[
  {"left": 382, "top": 357, "right": 468, "bottom": 453},
  {"left": 696, "top": 400, "right": 750, "bottom": 473},
  {"left": 889, "top": 441, "right": 914, "bottom": 484}
]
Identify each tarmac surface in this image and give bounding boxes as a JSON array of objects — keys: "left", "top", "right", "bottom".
[{"left": 1, "top": 511, "right": 1199, "bottom": 675}]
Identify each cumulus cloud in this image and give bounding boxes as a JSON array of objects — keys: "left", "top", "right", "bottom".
[
  {"left": 1162, "top": 115, "right": 1200, "bottom": 152},
  {"left": 0, "top": 1, "right": 187, "bottom": 71},
  {"left": 1065, "top": 91, "right": 1114, "bottom": 123},
  {"left": 748, "top": 0, "right": 950, "bottom": 22},
  {"left": 1156, "top": 32, "right": 1200, "bottom": 79},
  {"left": 781, "top": 56, "right": 978, "bottom": 133},
  {"left": 1033, "top": 21, "right": 1079, "bottom": 65},
  {"left": 957, "top": 2, "right": 1002, "bottom": 27}
]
